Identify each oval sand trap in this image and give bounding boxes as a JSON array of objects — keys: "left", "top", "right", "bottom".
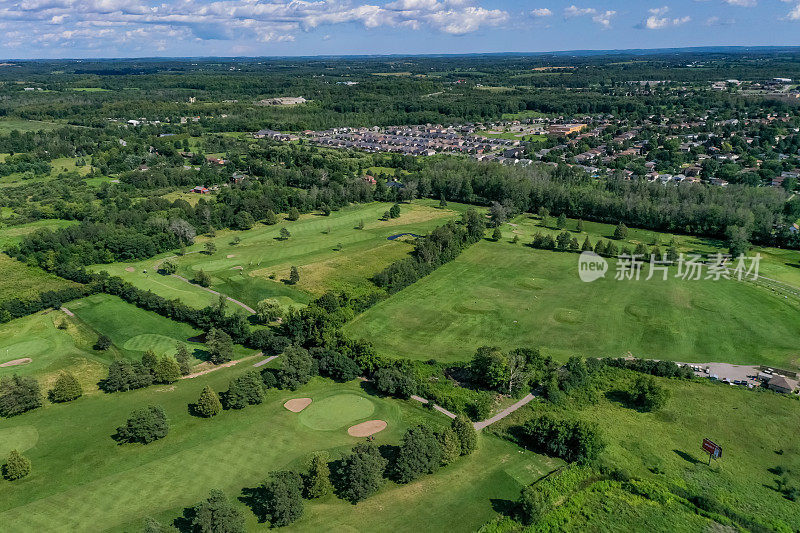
[
  {"left": 284, "top": 398, "right": 312, "bottom": 413},
  {"left": 348, "top": 420, "right": 387, "bottom": 437},
  {"left": 0, "top": 358, "right": 32, "bottom": 367},
  {"left": 125, "top": 267, "right": 136, "bottom": 272}
]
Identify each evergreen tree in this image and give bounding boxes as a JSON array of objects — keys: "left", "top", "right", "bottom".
[
  {"left": 153, "top": 357, "right": 181, "bottom": 384},
  {"left": 288, "top": 266, "right": 300, "bottom": 285},
  {"left": 614, "top": 222, "right": 629, "bottom": 240},
  {"left": 193, "top": 386, "right": 222, "bottom": 417},
  {"left": 223, "top": 371, "right": 264, "bottom": 409},
  {"left": 48, "top": 372, "right": 82, "bottom": 403},
  {"left": 141, "top": 350, "right": 158, "bottom": 372},
  {"left": 206, "top": 328, "right": 233, "bottom": 365},
  {"left": 393, "top": 426, "right": 443, "bottom": 483},
  {"left": 389, "top": 203, "right": 401, "bottom": 218},
  {"left": 436, "top": 427, "right": 461, "bottom": 465},
  {"left": 439, "top": 194, "right": 447, "bottom": 208},
  {"left": 451, "top": 417, "right": 477, "bottom": 456},
  {"left": 263, "top": 209, "right": 278, "bottom": 225},
  {"left": 557, "top": 213, "right": 567, "bottom": 229},
  {"left": 304, "top": 452, "right": 333, "bottom": 499},
  {"left": 576, "top": 219, "right": 584, "bottom": 232},
  {"left": 280, "top": 227, "right": 291, "bottom": 240},
  {"left": 2, "top": 449, "right": 31, "bottom": 480},
  {"left": 287, "top": 207, "right": 300, "bottom": 221},
  {"left": 94, "top": 334, "right": 112, "bottom": 350},
  {"left": 175, "top": 343, "right": 193, "bottom": 375},
  {"left": 492, "top": 227, "right": 502, "bottom": 241}
]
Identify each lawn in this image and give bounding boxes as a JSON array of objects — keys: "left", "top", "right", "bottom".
[
  {"left": 0, "top": 156, "right": 93, "bottom": 187},
  {"left": 0, "top": 219, "right": 78, "bottom": 248},
  {"left": 0, "top": 119, "right": 60, "bottom": 135},
  {"left": 487, "top": 369, "right": 800, "bottom": 531},
  {"left": 0, "top": 309, "right": 114, "bottom": 393},
  {"left": 0, "top": 372, "right": 557, "bottom": 532},
  {"left": 0, "top": 254, "right": 81, "bottom": 301},
  {"left": 345, "top": 237, "right": 800, "bottom": 367},
  {"left": 91, "top": 201, "right": 460, "bottom": 310},
  {"left": 67, "top": 294, "right": 247, "bottom": 363}
]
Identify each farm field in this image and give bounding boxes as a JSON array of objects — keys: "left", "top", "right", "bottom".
[
  {"left": 345, "top": 238, "right": 800, "bottom": 367},
  {"left": 488, "top": 370, "right": 800, "bottom": 531},
  {"left": 67, "top": 293, "right": 246, "bottom": 364},
  {"left": 0, "top": 219, "right": 78, "bottom": 248},
  {"left": 0, "top": 254, "right": 81, "bottom": 301},
  {"left": 91, "top": 201, "right": 460, "bottom": 310},
  {"left": 0, "top": 119, "right": 60, "bottom": 134},
  {"left": 0, "top": 309, "right": 114, "bottom": 392},
  {"left": 0, "top": 373, "right": 557, "bottom": 532}
]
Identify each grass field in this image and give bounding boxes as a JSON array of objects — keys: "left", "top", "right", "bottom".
[
  {"left": 68, "top": 294, "right": 246, "bottom": 363},
  {"left": 488, "top": 369, "right": 800, "bottom": 531},
  {"left": 0, "top": 156, "right": 93, "bottom": 188},
  {"left": 0, "top": 119, "right": 60, "bottom": 134},
  {"left": 91, "top": 201, "right": 460, "bottom": 310},
  {"left": 0, "top": 309, "right": 115, "bottom": 393},
  {"left": 0, "top": 254, "right": 81, "bottom": 301},
  {"left": 346, "top": 232, "right": 800, "bottom": 367},
  {"left": 0, "top": 219, "right": 78, "bottom": 248},
  {"left": 0, "top": 370, "right": 558, "bottom": 532}
]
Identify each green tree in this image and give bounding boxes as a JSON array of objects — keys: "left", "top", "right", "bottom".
[
  {"left": 190, "top": 489, "right": 245, "bottom": 533},
  {"left": 279, "top": 227, "right": 291, "bottom": 240},
  {"left": 471, "top": 346, "right": 508, "bottom": 391},
  {"left": 193, "top": 269, "right": 211, "bottom": 287},
  {"left": 393, "top": 426, "right": 443, "bottom": 483},
  {"left": 256, "top": 471, "right": 304, "bottom": 526},
  {"left": 304, "top": 452, "right": 333, "bottom": 499},
  {"left": 94, "top": 334, "right": 112, "bottom": 350},
  {"left": 614, "top": 222, "right": 628, "bottom": 240},
  {"left": 439, "top": 194, "right": 447, "bottom": 208},
  {"left": 436, "top": 427, "right": 461, "bottom": 465},
  {"left": 204, "top": 241, "right": 216, "bottom": 255},
  {"left": 263, "top": 209, "right": 278, "bottom": 225},
  {"left": 2, "top": 449, "right": 31, "bottom": 480},
  {"left": 630, "top": 375, "right": 670, "bottom": 412},
  {"left": 557, "top": 213, "right": 567, "bottom": 229},
  {"left": 576, "top": 219, "right": 584, "bottom": 232},
  {"left": 0, "top": 375, "right": 42, "bottom": 417},
  {"left": 48, "top": 372, "right": 82, "bottom": 403},
  {"left": 115, "top": 405, "right": 169, "bottom": 444},
  {"left": 727, "top": 225, "right": 751, "bottom": 257},
  {"left": 581, "top": 236, "right": 593, "bottom": 251},
  {"left": 389, "top": 203, "right": 401, "bottom": 218},
  {"left": 356, "top": 218, "right": 365, "bottom": 230},
  {"left": 223, "top": 371, "right": 264, "bottom": 409},
  {"left": 175, "top": 343, "right": 193, "bottom": 375},
  {"left": 193, "top": 386, "right": 222, "bottom": 417},
  {"left": 276, "top": 346, "right": 315, "bottom": 390},
  {"left": 451, "top": 417, "right": 477, "bottom": 456},
  {"left": 335, "top": 443, "right": 388, "bottom": 504},
  {"left": 255, "top": 298, "right": 282, "bottom": 324},
  {"left": 160, "top": 260, "right": 177, "bottom": 275},
  {"left": 288, "top": 266, "right": 300, "bottom": 285},
  {"left": 287, "top": 207, "right": 300, "bottom": 221},
  {"left": 153, "top": 357, "right": 181, "bottom": 384},
  {"left": 234, "top": 211, "right": 255, "bottom": 230},
  {"left": 491, "top": 227, "right": 502, "bottom": 241},
  {"left": 141, "top": 349, "right": 159, "bottom": 372},
  {"left": 206, "top": 328, "right": 233, "bottom": 365}
]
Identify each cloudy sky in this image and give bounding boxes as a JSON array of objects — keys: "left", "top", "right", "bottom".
[{"left": 1, "top": 0, "right": 800, "bottom": 58}]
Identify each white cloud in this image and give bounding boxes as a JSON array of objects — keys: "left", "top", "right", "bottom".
[
  {"left": 723, "top": 0, "right": 756, "bottom": 6},
  {"left": 564, "top": 5, "right": 596, "bottom": 18},
  {"left": 592, "top": 10, "right": 615, "bottom": 28},
  {"left": 530, "top": 8, "right": 552, "bottom": 17},
  {"left": 649, "top": 6, "right": 670, "bottom": 16},
  {"left": 787, "top": 3, "right": 800, "bottom": 20}
]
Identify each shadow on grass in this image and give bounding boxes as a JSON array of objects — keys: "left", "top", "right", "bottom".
[
  {"left": 673, "top": 449, "right": 702, "bottom": 465},
  {"left": 239, "top": 486, "right": 268, "bottom": 523},
  {"left": 490, "top": 498, "right": 518, "bottom": 517}
]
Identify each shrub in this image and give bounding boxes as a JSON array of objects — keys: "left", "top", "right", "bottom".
[
  {"left": 519, "top": 414, "right": 604, "bottom": 464},
  {"left": 451, "top": 417, "right": 478, "bottom": 456},
  {"left": 0, "top": 375, "right": 42, "bottom": 417},
  {"left": 114, "top": 405, "right": 169, "bottom": 444},
  {"left": 94, "top": 334, "right": 112, "bottom": 350},
  {"left": 48, "top": 372, "right": 82, "bottom": 403},
  {"left": 629, "top": 375, "right": 670, "bottom": 412},
  {"left": 2, "top": 449, "right": 31, "bottom": 480},
  {"left": 373, "top": 367, "right": 417, "bottom": 399}
]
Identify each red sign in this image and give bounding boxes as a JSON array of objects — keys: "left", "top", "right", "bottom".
[{"left": 702, "top": 438, "right": 722, "bottom": 458}]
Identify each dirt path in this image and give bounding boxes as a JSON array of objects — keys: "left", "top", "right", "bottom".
[
  {"left": 171, "top": 274, "right": 256, "bottom": 314},
  {"left": 181, "top": 352, "right": 261, "bottom": 379},
  {"left": 474, "top": 393, "right": 536, "bottom": 430},
  {"left": 410, "top": 395, "right": 458, "bottom": 419},
  {"left": 60, "top": 307, "right": 75, "bottom": 317}
]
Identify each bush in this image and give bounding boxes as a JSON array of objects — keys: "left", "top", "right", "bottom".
[
  {"left": 0, "top": 375, "right": 42, "bottom": 417},
  {"left": 94, "top": 334, "right": 112, "bottom": 350},
  {"left": 451, "top": 417, "right": 478, "bottom": 456},
  {"left": 114, "top": 405, "right": 169, "bottom": 444},
  {"left": 519, "top": 414, "right": 604, "bottom": 464},
  {"left": 2, "top": 449, "right": 31, "bottom": 480},
  {"left": 223, "top": 371, "right": 264, "bottom": 409},
  {"left": 255, "top": 471, "right": 304, "bottom": 526},
  {"left": 373, "top": 367, "right": 417, "bottom": 399},
  {"left": 335, "top": 443, "right": 388, "bottom": 504},
  {"left": 48, "top": 372, "right": 82, "bottom": 403},
  {"left": 190, "top": 489, "right": 245, "bottom": 533},
  {"left": 315, "top": 350, "right": 360, "bottom": 382},
  {"left": 193, "top": 386, "right": 222, "bottom": 417},
  {"left": 101, "top": 360, "right": 153, "bottom": 392},
  {"left": 629, "top": 375, "right": 670, "bottom": 412}
]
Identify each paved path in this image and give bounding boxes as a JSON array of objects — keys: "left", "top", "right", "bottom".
[
  {"left": 60, "top": 307, "right": 75, "bottom": 317},
  {"left": 171, "top": 274, "right": 256, "bottom": 314},
  {"left": 181, "top": 353, "right": 261, "bottom": 379},
  {"left": 253, "top": 355, "right": 279, "bottom": 368},
  {"left": 474, "top": 393, "right": 536, "bottom": 430}
]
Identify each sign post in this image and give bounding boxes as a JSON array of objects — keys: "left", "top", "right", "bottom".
[{"left": 702, "top": 438, "right": 722, "bottom": 465}]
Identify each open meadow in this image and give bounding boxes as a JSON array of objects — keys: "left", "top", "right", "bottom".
[
  {"left": 91, "top": 200, "right": 461, "bottom": 310},
  {"left": 0, "top": 219, "right": 78, "bottom": 249},
  {"left": 0, "top": 254, "right": 80, "bottom": 301},
  {"left": 488, "top": 369, "right": 800, "bottom": 531},
  {"left": 346, "top": 218, "right": 800, "bottom": 367}
]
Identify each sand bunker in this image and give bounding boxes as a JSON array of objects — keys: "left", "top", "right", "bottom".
[
  {"left": 284, "top": 398, "right": 312, "bottom": 413},
  {"left": 227, "top": 254, "right": 236, "bottom": 258},
  {"left": 231, "top": 266, "right": 243, "bottom": 270},
  {"left": 125, "top": 267, "right": 136, "bottom": 272},
  {"left": 347, "top": 420, "right": 387, "bottom": 437},
  {"left": 0, "top": 358, "right": 32, "bottom": 367}
]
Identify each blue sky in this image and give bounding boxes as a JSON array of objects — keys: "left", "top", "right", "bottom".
[{"left": 0, "top": 0, "right": 800, "bottom": 58}]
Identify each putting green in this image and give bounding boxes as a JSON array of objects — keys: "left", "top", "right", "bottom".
[
  {"left": 0, "top": 339, "right": 53, "bottom": 361},
  {"left": 122, "top": 333, "right": 182, "bottom": 354},
  {"left": 298, "top": 393, "right": 375, "bottom": 431},
  {"left": 0, "top": 426, "right": 39, "bottom": 457}
]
